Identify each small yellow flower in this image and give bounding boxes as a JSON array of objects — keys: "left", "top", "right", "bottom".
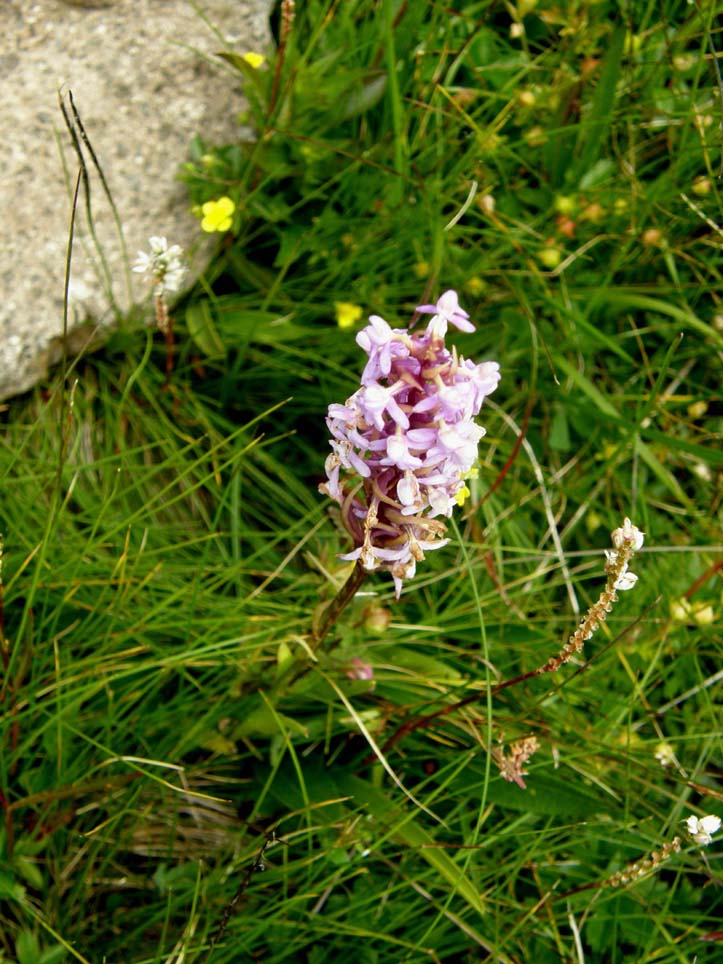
[
  {"left": 554, "top": 195, "right": 576, "bottom": 216},
  {"left": 201, "top": 197, "right": 236, "bottom": 233},
  {"left": 517, "top": 89, "right": 536, "bottom": 108},
  {"left": 525, "top": 126, "right": 546, "bottom": 147},
  {"left": 692, "top": 176, "right": 712, "bottom": 196},
  {"left": 335, "top": 302, "right": 363, "bottom": 330},
  {"left": 654, "top": 741, "right": 675, "bottom": 768},
  {"left": 455, "top": 484, "right": 471, "bottom": 507},
  {"left": 538, "top": 244, "right": 562, "bottom": 269},
  {"left": 464, "top": 277, "right": 486, "bottom": 296},
  {"left": 693, "top": 604, "right": 716, "bottom": 627},
  {"left": 687, "top": 400, "right": 708, "bottom": 419},
  {"left": 673, "top": 54, "right": 695, "bottom": 72},
  {"left": 623, "top": 33, "right": 642, "bottom": 56},
  {"left": 580, "top": 202, "right": 605, "bottom": 224},
  {"left": 242, "top": 52, "right": 266, "bottom": 69},
  {"left": 670, "top": 597, "right": 716, "bottom": 626},
  {"left": 670, "top": 598, "right": 691, "bottom": 622},
  {"left": 585, "top": 511, "right": 603, "bottom": 534},
  {"left": 413, "top": 261, "right": 430, "bottom": 279}
]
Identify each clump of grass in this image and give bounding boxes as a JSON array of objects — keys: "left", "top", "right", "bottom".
[{"left": 1, "top": 2, "right": 722, "bottom": 962}]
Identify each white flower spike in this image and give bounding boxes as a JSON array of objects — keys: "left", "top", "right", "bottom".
[{"left": 133, "top": 236, "right": 186, "bottom": 296}]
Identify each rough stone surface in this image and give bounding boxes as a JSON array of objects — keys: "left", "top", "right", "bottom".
[{"left": 1, "top": 0, "right": 272, "bottom": 401}]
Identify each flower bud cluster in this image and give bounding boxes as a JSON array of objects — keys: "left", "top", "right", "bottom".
[
  {"left": 133, "top": 236, "right": 186, "bottom": 298},
  {"left": 604, "top": 517, "right": 644, "bottom": 591},
  {"left": 685, "top": 813, "right": 721, "bottom": 846},
  {"left": 319, "top": 290, "right": 500, "bottom": 596},
  {"left": 607, "top": 837, "right": 681, "bottom": 888}
]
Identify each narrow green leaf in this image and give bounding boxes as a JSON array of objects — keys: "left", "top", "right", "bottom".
[
  {"left": 185, "top": 301, "right": 226, "bottom": 357},
  {"left": 40, "top": 946, "right": 72, "bottom": 964},
  {"left": 554, "top": 356, "right": 693, "bottom": 506},
  {"left": 232, "top": 697, "right": 310, "bottom": 739},
  {"left": 588, "top": 289, "right": 723, "bottom": 349},
  {"left": 578, "top": 158, "right": 616, "bottom": 190},
  {"left": 572, "top": 26, "right": 626, "bottom": 182},
  {"left": 0, "top": 871, "right": 25, "bottom": 902},
  {"left": 641, "top": 426, "right": 723, "bottom": 466},
  {"left": 549, "top": 404, "right": 571, "bottom": 451},
  {"left": 16, "top": 932, "right": 40, "bottom": 964},
  {"left": 216, "top": 50, "right": 267, "bottom": 92},
  {"left": 339, "top": 73, "right": 388, "bottom": 120},
  {"left": 14, "top": 856, "right": 44, "bottom": 892}
]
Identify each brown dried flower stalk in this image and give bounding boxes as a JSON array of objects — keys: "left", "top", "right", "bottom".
[
  {"left": 606, "top": 837, "right": 681, "bottom": 888},
  {"left": 280, "top": 0, "right": 296, "bottom": 44},
  {"left": 535, "top": 518, "right": 644, "bottom": 676}
]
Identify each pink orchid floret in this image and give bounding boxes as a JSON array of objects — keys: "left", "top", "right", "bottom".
[
  {"left": 320, "top": 290, "right": 500, "bottom": 597},
  {"left": 415, "top": 290, "right": 475, "bottom": 337}
]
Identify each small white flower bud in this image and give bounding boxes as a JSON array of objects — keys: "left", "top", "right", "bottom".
[
  {"left": 611, "top": 518, "right": 644, "bottom": 551},
  {"left": 685, "top": 814, "right": 721, "bottom": 845}
]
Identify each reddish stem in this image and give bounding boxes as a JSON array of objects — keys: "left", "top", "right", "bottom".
[{"left": 312, "top": 562, "right": 366, "bottom": 648}]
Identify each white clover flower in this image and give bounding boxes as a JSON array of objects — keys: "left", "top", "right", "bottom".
[
  {"left": 133, "top": 236, "right": 186, "bottom": 296},
  {"left": 685, "top": 813, "right": 721, "bottom": 846}
]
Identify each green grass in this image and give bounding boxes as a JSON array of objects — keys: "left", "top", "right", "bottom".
[{"left": 2, "top": 1, "right": 722, "bottom": 962}]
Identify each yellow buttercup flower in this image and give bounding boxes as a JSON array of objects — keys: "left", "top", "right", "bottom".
[
  {"left": 335, "top": 302, "right": 363, "bottom": 330},
  {"left": 242, "top": 52, "right": 266, "bottom": 69},
  {"left": 201, "top": 197, "right": 236, "bottom": 233}
]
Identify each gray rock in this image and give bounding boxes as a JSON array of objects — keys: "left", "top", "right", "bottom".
[{"left": 1, "top": 0, "right": 272, "bottom": 400}]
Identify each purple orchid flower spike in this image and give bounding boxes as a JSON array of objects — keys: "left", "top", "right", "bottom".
[{"left": 320, "top": 290, "right": 500, "bottom": 597}]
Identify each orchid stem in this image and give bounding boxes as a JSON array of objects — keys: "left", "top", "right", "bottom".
[{"left": 311, "top": 562, "right": 366, "bottom": 649}]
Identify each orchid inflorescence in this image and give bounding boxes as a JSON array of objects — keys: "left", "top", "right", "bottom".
[{"left": 319, "top": 290, "right": 500, "bottom": 596}]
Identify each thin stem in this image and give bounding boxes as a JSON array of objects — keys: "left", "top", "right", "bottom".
[
  {"left": 311, "top": 562, "right": 366, "bottom": 648},
  {"left": 202, "top": 833, "right": 276, "bottom": 962},
  {"left": 377, "top": 588, "right": 655, "bottom": 761},
  {"left": 164, "top": 315, "right": 175, "bottom": 388},
  {"left": 268, "top": 0, "right": 295, "bottom": 119}
]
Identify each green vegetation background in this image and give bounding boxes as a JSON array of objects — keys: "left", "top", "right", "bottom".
[{"left": 1, "top": 1, "right": 722, "bottom": 962}]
